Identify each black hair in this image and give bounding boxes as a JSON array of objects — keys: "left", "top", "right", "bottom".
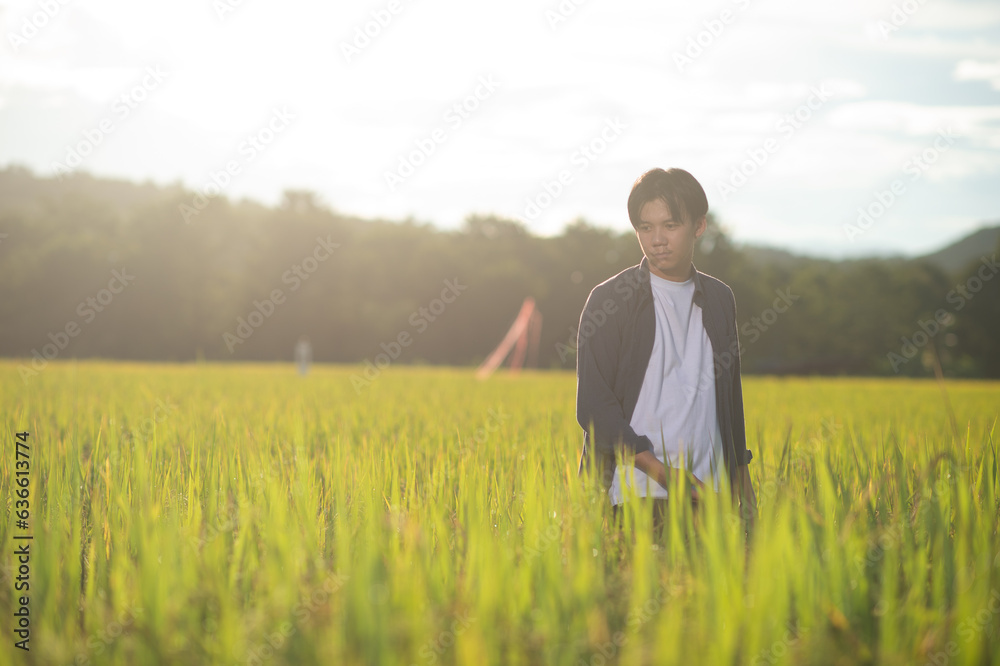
[{"left": 627, "top": 168, "right": 708, "bottom": 229}]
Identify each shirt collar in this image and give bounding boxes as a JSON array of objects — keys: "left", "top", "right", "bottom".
[{"left": 637, "top": 256, "right": 705, "bottom": 298}]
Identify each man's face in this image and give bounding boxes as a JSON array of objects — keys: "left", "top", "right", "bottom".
[{"left": 634, "top": 197, "right": 705, "bottom": 282}]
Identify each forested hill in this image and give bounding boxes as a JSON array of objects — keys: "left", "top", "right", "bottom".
[
  {"left": 917, "top": 225, "right": 1000, "bottom": 275},
  {"left": 1, "top": 166, "right": 997, "bottom": 377}
]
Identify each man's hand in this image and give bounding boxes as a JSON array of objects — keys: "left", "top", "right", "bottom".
[{"left": 633, "top": 450, "right": 705, "bottom": 501}]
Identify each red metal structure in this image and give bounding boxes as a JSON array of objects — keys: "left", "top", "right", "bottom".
[{"left": 475, "top": 297, "right": 543, "bottom": 379}]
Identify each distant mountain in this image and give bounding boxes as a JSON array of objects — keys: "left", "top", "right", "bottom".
[
  {"left": 917, "top": 224, "right": 1000, "bottom": 275},
  {"left": 738, "top": 223, "right": 1000, "bottom": 274},
  {"left": 738, "top": 244, "right": 833, "bottom": 269}
]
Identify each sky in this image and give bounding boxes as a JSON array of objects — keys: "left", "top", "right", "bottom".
[{"left": 1, "top": 0, "right": 998, "bottom": 259}]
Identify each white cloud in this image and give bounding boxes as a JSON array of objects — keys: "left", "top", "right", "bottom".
[
  {"left": 827, "top": 101, "right": 1000, "bottom": 142},
  {"left": 867, "top": 34, "right": 1000, "bottom": 58},
  {"left": 908, "top": 0, "right": 1000, "bottom": 30},
  {"left": 954, "top": 59, "right": 1000, "bottom": 90}
]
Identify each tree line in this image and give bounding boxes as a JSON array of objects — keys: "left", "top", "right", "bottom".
[{"left": 1, "top": 165, "right": 997, "bottom": 378}]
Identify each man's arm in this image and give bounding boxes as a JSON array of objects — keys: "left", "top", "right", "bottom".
[
  {"left": 576, "top": 287, "right": 654, "bottom": 461},
  {"left": 635, "top": 450, "right": 706, "bottom": 499},
  {"left": 729, "top": 290, "right": 756, "bottom": 531},
  {"left": 731, "top": 340, "right": 753, "bottom": 468}
]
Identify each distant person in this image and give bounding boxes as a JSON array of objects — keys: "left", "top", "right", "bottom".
[
  {"left": 295, "top": 336, "right": 312, "bottom": 376},
  {"left": 576, "top": 167, "right": 756, "bottom": 539}
]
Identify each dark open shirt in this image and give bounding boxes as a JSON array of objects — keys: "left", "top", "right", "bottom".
[{"left": 576, "top": 257, "right": 753, "bottom": 494}]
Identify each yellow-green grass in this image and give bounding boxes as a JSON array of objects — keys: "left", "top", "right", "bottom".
[{"left": 1, "top": 361, "right": 998, "bottom": 666}]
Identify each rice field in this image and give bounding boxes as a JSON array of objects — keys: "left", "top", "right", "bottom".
[{"left": 1, "top": 361, "right": 998, "bottom": 665}]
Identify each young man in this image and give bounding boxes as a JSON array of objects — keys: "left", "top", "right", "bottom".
[{"left": 575, "top": 167, "right": 756, "bottom": 536}]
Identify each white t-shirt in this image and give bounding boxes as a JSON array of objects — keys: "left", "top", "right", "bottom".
[{"left": 609, "top": 270, "right": 725, "bottom": 505}]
